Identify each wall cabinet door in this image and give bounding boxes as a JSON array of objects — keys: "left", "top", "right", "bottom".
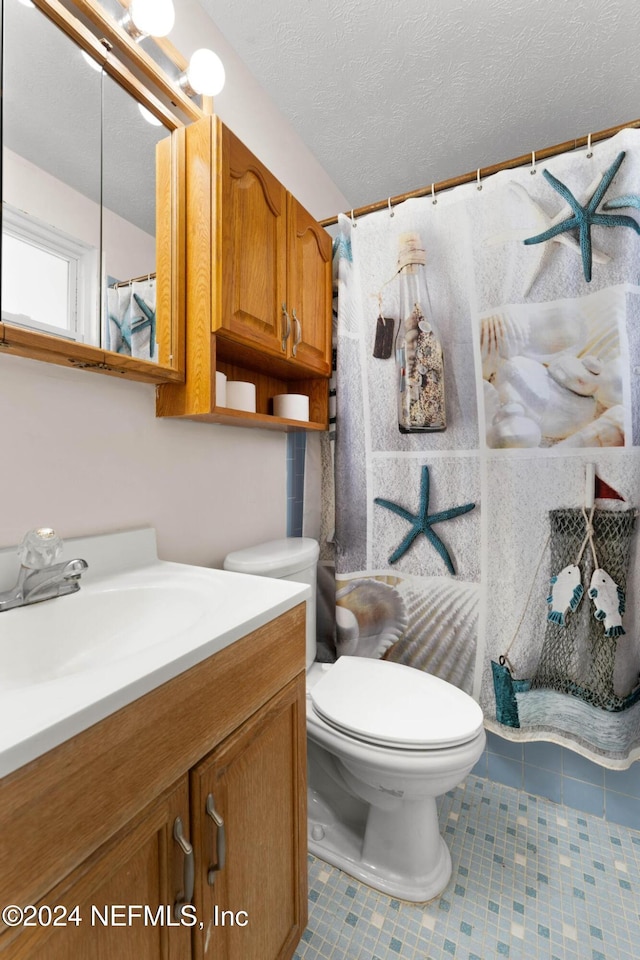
[
  {"left": 286, "top": 195, "right": 332, "bottom": 376},
  {"left": 190, "top": 677, "right": 307, "bottom": 960},
  {"left": 220, "top": 124, "right": 289, "bottom": 357},
  {"left": 0, "top": 777, "right": 192, "bottom": 960},
  {"left": 219, "top": 124, "right": 331, "bottom": 374}
]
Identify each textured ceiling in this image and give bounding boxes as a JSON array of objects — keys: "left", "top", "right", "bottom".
[{"left": 197, "top": 0, "right": 639, "bottom": 214}]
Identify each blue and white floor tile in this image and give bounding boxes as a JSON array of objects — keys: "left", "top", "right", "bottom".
[{"left": 295, "top": 775, "right": 640, "bottom": 960}]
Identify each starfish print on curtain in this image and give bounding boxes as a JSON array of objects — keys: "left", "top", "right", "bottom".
[
  {"left": 374, "top": 465, "right": 475, "bottom": 574},
  {"left": 603, "top": 193, "right": 640, "bottom": 213},
  {"left": 523, "top": 151, "right": 640, "bottom": 282},
  {"left": 487, "top": 179, "right": 611, "bottom": 296}
]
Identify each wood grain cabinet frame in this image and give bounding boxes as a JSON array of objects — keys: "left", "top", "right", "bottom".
[
  {"left": 0, "top": 0, "right": 189, "bottom": 385},
  {"left": 0, "top": 605, "right": 308, "bottom": 960},
  {"left": 156, "top": 116, "right": 332, "bottom": 431}
]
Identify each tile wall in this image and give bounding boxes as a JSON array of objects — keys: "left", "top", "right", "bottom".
[
  {"left": 287, "top": 432, "right": 307, "bottom": 537},
  {"left": 473, "top": 733, "right": 640, "bottom": 829}
]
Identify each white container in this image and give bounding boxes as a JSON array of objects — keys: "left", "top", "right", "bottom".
[
  {"left": 224, "top": 537, "right": 319, "bottom": 669},
  {"left": 226, "top": 381, "right": 256, "bottom": 413},
  {"left": 273, "top": 393, "right": 310, "bottom": 421},
  {"left": 215, "top": 371, "right": 227, "bottom": 407}
]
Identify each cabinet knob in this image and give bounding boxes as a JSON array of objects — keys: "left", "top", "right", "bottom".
[
  {"left": 206, "top": 793, "right": 226, "bottom": 885},
  {"left": 173, "top": 817, "right": 195, "bottom": 920},
  {"left": 281, "top": 303, "right": 291, "bottom": 352},
  {"left": 292, "top": 309, "right": 302, "bottom": 357}
]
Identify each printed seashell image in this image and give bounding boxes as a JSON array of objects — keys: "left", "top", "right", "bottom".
[
  {"left": 494, "top": 356, "right": 550, "bottom": 423},
  {"left": 540, "top": 379, "right": 596, "bottom": 441},
  {"left": 547, "top": 356, "right": 600, "bottom": 396},
  {"left": 594, "top": 358, "right": 623, "bottom": 409},
  {"left": 489, "top": 404, "right": 541, "bottom": 448},
  {"left": 555, "top": 405, "right": 625, "bottom": 447},
  {"left": 385, "top": 578, "right": 479, "bottom": 695},
  {"left": 480, "top": 292, "right": 625, "bottom": 449},
  {"left": 525, "top": 306, "right": 586, "bottom": 362},
  {"left": 480, "top": 313, "right": 530, "bottom": 380},
  {"left": 335, "top": 578, "right": 408, "bottom": 658}
]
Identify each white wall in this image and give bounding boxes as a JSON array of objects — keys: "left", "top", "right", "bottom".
[
  {"left": 0, "top": 355, "right": 286, "bottom": 567},
  {"left": 1, "top": 5, "right": 343, "bottom": 566}
]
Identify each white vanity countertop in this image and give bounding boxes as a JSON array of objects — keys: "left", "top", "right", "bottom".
[{"left": 0, "top": 529, "right": 310, "bottom": 778}]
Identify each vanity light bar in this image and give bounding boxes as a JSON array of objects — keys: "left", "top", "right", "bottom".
[
  {"left": 120, "top": 0, "right": 175, "bottom": 41},
  {"left": 178, "top": 49, "right": 226, "bottom": 99}
]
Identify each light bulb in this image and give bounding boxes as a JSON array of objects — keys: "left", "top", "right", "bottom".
[
  {"left": 138, "top": 103, "right": 163, "bottom": 127},
  {"left": 181, "top": 49, "right": 225, "bottom": 97},
  {"left": 128, "top": 0, "right": 175, "bottom": 39}
]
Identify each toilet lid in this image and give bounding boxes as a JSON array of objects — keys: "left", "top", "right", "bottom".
[{"left": 310, "top": 657, "right": 484, "bottom": 749}]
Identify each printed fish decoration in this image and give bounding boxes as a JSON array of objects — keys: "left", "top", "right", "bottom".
[
  {"left": 588, "top": 569, "right": 626, "bottom": 638},
  {"left": 547, "top": 564, "right": 583, "bottom": 625}
]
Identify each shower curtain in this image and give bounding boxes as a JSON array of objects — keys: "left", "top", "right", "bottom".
[
  {"left": 321, "top": 127, "right": 640, "bottom": 767},
  {"left": 106, "top": 277, "right": 157, "bottom": 360}
]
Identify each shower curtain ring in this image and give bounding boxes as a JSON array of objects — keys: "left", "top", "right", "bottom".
[
  {"left": 530, "top": 150, "right": 537, "bottom": 174},
  {"left": 387, "top": 197, "right": 394, "bottom": 218},
  {"left": 586, "top": 133, "right": 593, "bottom": 158},
  {"left": 431, "top": 183, "right": 437, "bottom": 205},
  {"left": 476, "top": 168, "right": 483, "bottom": 191},
  {"left": 350, "top": 209, "right": 357, "bottom": 227}
]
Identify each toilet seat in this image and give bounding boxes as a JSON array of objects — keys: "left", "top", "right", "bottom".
[{"left": 310, "top": 656, "right": 483, "bottom": 750}]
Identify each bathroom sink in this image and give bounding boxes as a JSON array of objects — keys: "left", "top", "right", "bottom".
[
  {"left": 0, "top": 575, "right": 216, "bottom": 691},
  {"left": 0, "top": 528, "right": 310, "bottom": 777}
]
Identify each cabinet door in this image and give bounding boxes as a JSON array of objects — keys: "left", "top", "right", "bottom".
[
  {"left": 286, "top": 195, "right": 332, "bottom": 376},
  {"left": 191, "top": 676, "right": 307, "bottom": 960},
  {"left": 220, "top": 125, "right": 288, "bottom": 357},
  {"left": 0, "top": 778, "right": 192, "bottom": 960}
]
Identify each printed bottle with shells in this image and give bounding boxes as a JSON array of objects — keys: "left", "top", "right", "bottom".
[{"left": 395, "top": 233, "right": 446, "bottom": 432}]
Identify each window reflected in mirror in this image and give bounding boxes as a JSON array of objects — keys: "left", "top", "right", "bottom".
[{"left": 2, "top": 0, "right": 102, "bottom": 343}]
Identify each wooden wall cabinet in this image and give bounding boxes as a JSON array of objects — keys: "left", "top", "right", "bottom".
[
  {"left": 157, "top": 117, "right": 332, "bottom": 431},
  {"left": 0, "top": 606, "right": 308, "bottom": 960}
]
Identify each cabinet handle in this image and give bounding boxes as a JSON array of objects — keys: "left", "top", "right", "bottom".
[
  {"left": 292, "top": 309, "right": 302, "bottom": 357},
  {"left": 206, "top": 793, "right": 226, "bottom": 885},
  {"left": 281, "top": 302, "right": 291, "bottom": 352},
  {"left": 173, "top": 817, "right": 194, "bottom": 920}
]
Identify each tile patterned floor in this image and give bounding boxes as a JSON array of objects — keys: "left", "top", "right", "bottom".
[{"left": 294, "top": 775, "right": 640, "bottom": 960}]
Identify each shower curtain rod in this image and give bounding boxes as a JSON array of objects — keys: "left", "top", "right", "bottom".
[
  {"left": 319, "top": 116, "right": 640, "bottom": 228},
  {"left": 111, "top": 272, "right": 157, "bottom": 288}
]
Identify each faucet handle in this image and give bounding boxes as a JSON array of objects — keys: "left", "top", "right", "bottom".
[{"left": 18, "top": 528, "right": 63, "bottom": 570}]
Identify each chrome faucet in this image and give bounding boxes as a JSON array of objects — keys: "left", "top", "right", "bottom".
[{"left": 0, "top": 529, "right": 89, "bottom": 612}]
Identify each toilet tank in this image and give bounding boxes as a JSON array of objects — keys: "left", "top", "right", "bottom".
[{"left": 223, "top": 538, "right": 319, "bottom": 669}]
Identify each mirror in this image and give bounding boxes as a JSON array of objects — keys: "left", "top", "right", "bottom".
[
  {"left": 1, "top": 0, "right": 179, "bottom": 374},
  {"left": 2, "top": 0, "right": 102, "bottom": 343},
  {"left": 102, "top": 71, "right": 170, "bottom": 361}
]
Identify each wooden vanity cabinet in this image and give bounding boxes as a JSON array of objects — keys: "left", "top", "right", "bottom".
[
  {"left": 0, "top": 606, "right": 308, "bottom": 960},
  {"left": 0, "top": 778, "right": 192, "bottom": 960},
  {"left": 191, "top": 679, "right": 306, "bottom": 960},
  {"left": 156, "top": 117, "right": 332, "bottom": 430}
]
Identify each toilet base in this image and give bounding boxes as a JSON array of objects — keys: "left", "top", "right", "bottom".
[{"left": 307, "top": 797, "right": 452, "bottom": 903}]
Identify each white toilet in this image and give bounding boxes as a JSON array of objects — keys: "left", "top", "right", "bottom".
[{"left": 224, "top": 538, "right": 486, "bottom": 902}]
